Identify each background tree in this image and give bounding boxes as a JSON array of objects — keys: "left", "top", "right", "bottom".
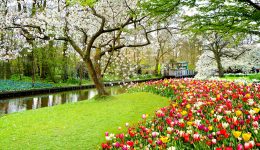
[
  {"left": 196, "top": 43, "right": 260, "bottom": 79},
  {"left": 153, "top": 29, "right": 171, "bottom": 75}
]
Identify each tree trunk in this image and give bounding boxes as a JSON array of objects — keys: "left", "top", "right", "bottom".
[
  {"left": 32, "top": 49, "right": 35, "bottom": 87},
  {"left": 43, "top": 0, "right": 47, "bottom": 9},
  {"left": 17, "top": 56, "right": 22, "bottom": 80},
  {"left": 93, "top": 48, "right": 102, "bottom": 79},
  {"left": 215, "top": 54, "right": 224, "bottom": 77},
  {"left": 79, "top": 64, "right": 83, "bottom": 86},
  {"left": 3, "top": 62, "right": 6, "bottom": 80},
  {"left": 102, "top": 54, "right": 112, "bottom": 76},
  {"left": 62, "top": 41, "right": 68, "bottom": 81},
  {"left": 84, "top": 58, "right": 108, "bottom": 96},
  {"left": 154, "top": 48, "right": 161, "bottom": 75},
  {"left": 154, "top": 58, "right": 159, "bottom": 76},
  {"left": 17, "top": 0, "right": 22, "bottom": 12}
]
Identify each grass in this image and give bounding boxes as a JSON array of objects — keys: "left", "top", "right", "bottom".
[
  {"left": 0, "top": 92, "right": 169, "bottom": 150},
  {"left": 222, "top": 73, "right": 260, "bottom": 81}
]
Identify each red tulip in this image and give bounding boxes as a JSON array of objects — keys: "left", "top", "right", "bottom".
[
  {"left": 193, "top": 133, "right": 200, "bottom": 141},
  {"left": 127, "top": 141, "right": 134, "bottom": 147},
  {"left": 101, "top": 143, "right": 111, "bottom": 149},
  {"left": 244, "top": 142, "right": 250, "bottom": 149},
  {"left": 220, "top": 129, "right": 227, "bottom": 135},
  {"left": 225, "top": 146, "right": 233, "bottom": 150},
  {"left": 256, "top": 143, "right": 260, "bottom": 147},
  {"left": 183, "top": 133, "right": 190, "bottom": 142},
  {"left": 206, "top": 141, "right": 212, "bottom": 146}
]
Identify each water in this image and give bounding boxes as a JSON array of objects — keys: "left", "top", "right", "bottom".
[{"left": 0, "top": 86, "right": 126, "bottom": 116}]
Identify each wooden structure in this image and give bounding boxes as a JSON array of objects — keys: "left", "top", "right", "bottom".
[{"left": 163, "top": 61, "right": 196, "bottom": 78}]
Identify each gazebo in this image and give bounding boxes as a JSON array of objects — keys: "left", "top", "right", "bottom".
[{"left": 163, "top": 61, "right": 195, "bottom": 77}]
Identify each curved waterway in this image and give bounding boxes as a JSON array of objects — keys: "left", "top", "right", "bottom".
[{"left": 0, "top": 86, "right": 126, "bottom": 116}]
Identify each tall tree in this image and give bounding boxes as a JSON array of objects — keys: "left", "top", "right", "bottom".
[
  {"left": 203, "top": 33, "right": 230, "bottom": 77},
  {"left": 200, "top": 32, "right": 255, "bottom": 77}
]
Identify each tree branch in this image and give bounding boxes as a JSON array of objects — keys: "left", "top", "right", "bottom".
[{"left": 85, "top": 7, "right": 107, "bottom": 58}]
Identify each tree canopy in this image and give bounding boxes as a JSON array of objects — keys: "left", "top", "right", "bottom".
[{"left": 141, "top": 0, "right": 260, "bottom": 36}]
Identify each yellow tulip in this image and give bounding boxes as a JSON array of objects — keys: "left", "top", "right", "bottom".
[
  {"left": 172, "top": 103, "right": 178, "bottom": 107},
  {"left": 186, "top": 104, "right": 191, "bottom": 109},
  {"left": 245, "top": 93, "right": 251, "bottom": 98},
  {"left": 181, "top": 110, "right": 187, "bottom": 116},
  {"left": 235, "top": 110, "right": 242, "bottom": 116},
  {"left": 210, "top": 110, "right": 214, "bottom": 114},
  {"left": 253, "top": 108, "right": 260, "bottom": 113},
  {"left": 224, "top": 84, "right": 229, "bottom": 88},
  {"left": 242, "top": 133, "right": 251, "bottom": 142},
  {"left": 160, "top": 136, "right": 169, "bottom": 143},
  {"left": 187, "top": 121, "right": 193, "bottom": 126},
  {"left": 208, "top": 126, "right": 213, "bottom": 131},
  {"left": 232, "top": 130, "right": 242, "bottom": 138}
]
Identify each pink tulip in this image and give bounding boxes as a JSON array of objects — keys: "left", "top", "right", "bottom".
[
  {"left": 156, "top": 140, "right": 162, "bottom": 145},
  {"left": 208, "top": 134, "right": 213, "bottom": 139},
  {"left": 105, "top": 132, "right": 109, "bottom": 136},
  {"left": 230, "top": 124, "right": 235, "bottom": 129},
  {"left": 122, "top": 145, "right": 128, "bottom": 150},
  {"left": 204, "top": 127, "right": 209, "bottom": 132},
  {"left": 114, "top": 142, "right": 120, "bottom": 148},
  {"left": 152, "top": 132, "right": 159, "bottom": 137},
  {"left": 237, "top": 144, "right": 243, "bottom": 150}
]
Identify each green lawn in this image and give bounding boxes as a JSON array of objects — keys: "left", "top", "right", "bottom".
[
  {"left": 0, "top": 92, "right": 169, "bottom": 150},
  {"left": 222, "top": 73, "right": 260, "bottom": 81}
]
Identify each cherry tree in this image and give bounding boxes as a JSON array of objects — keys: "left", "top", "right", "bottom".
[{"left": 4, "top": 0, "right": 168, "bottom": 95}]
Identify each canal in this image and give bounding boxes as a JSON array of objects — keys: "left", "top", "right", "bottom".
[{"left": 0, "top": 86, "right": 126, "bottom": 116}]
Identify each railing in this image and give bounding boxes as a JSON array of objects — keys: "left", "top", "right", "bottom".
[{"left": 163, "top": 69, "right": 196, "bottom": 78}]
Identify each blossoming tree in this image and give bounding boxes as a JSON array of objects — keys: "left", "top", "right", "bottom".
[
  {"left": 3, "top": 0, "right": 169, "bottom": 95},
  {"left": 195, "top": 42, "right": 260, "bottom": 79}
]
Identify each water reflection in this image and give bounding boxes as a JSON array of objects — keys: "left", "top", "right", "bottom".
[{"left": 0, "top": 87, "right": 125, "bottom": 116}]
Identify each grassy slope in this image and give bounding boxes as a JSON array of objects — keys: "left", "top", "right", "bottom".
[{"left": 0, "top": 92, "right": 169, "bottom": 150}]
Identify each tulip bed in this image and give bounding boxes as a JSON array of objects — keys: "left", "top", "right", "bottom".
[{"left": 101, "top": 79, "right": 260, "bottom": 150}]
